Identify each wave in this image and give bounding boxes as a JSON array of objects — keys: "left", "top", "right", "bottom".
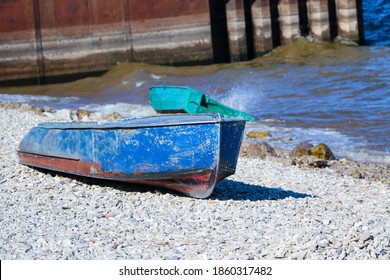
[
  {"left": 80, "top": 103, "right": 155, "bottom": 118},
  {"left": 363, "top": 0, "right": 390, "bottom": 46},
  {"left": 246, "top": 122, "right": 390, "bottom": 164},
  {"left": 0, "top": 93, "right": 79, "bottom": 107}
]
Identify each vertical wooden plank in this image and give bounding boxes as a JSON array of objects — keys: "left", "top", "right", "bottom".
[
  {"left": 335, "top": 0, "right": 363, "bottom": 43},
  {"left": 307, "top": 0, "right": 331, "bottom": 41},
  {"left": 278, "top": 0, "right": 300, "bottom": 45},
  {"left": 226, "top": 0, "right": 248, "bottom": 61},
  {"left": 251, "top": 0, "right": 273, "bottom": 55}
]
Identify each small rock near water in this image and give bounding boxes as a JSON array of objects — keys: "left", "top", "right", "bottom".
[
  {"left": 239, "top": 142, "right": 277, "bottom": 158},
  {"left": 246, "top": 131, "right": 271, "bottom": 139},
  {"left": 290, "top": 142, "right": 336, "bottom": 161},
  {"left": 309, "top": 143, "right": 336, "bottom": 160}
]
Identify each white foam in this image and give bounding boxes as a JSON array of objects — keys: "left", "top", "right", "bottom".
[
  {"left": 215, "top": 84, "right": 262, "bottom": 115},
  {"left": 150, "top": 74, "right": 162, "bottom": 80},
  {"left": 247, "top": 124, "right": 352, "bottom": 149},
  {"left": 340, "top": 150, "right": 390, "bottom": 164},
  {"left": 80, "top": 102, "right": 155, "bottom": 118},
  {"left": 246, "top": 122, "right": 390, "bottom": 164},
  {"left": 0, "top": 93, "right": 78, "bottom": 103},
  {"left": 135, "top": 81, "right": 145, "bottom": 87}
]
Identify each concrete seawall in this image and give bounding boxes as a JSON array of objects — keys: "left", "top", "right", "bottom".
[{"left": 0, "top": 0, "right": 364, "bottom": 85}]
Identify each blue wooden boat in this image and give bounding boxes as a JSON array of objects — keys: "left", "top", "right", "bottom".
[{"left": 18, "top": 114, "right": 246, "bottom": 198}]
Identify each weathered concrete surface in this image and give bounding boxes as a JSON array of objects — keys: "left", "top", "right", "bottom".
[
  {"left": 278, "top": 0, "right": 301, "bottom": 44},
  {"left": 251, "top": 0, "right": 274, "bottom": 55},
  {"left": 307, "top": 0, "right": 332, "bottom": 41},
  {"left": 226, "top": 0, "right": 248, "bottom": 61},
  {"left": 335, "top": 0, "right": 363, "bottom": 43}
]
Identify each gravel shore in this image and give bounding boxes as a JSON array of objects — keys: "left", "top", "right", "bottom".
[{"left": 1, "top": 103, "right": 389, "bottom": 260}]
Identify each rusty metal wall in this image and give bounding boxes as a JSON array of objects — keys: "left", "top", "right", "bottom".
[
  {"left": 0, "top": 0, "right": 364, "bottom": 85},
  {"left": 0, "top": 0, "right": 213, "bottom": 84},
  {"left": 0, "top": 0, "right": 39, "bottom": 83},
  {"left": 128, "top": 0, "right": 213, "bottom": 65}
]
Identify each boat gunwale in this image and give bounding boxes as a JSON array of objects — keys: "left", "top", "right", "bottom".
[{"left": 34, "top": 114, "right": 245, "bottom": 130}]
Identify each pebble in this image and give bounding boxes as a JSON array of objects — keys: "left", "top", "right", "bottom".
[
  {"left": 0, "top": 104, "right": 389, "bottom": 260},
  {"left": 359, "top": 231, "right": 373, "bottom": 243},
  {"left": 318, "top": 239, "right": 330, "bottom": 248}
]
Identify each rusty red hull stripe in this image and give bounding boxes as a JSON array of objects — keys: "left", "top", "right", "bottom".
[{"left": 18, "top": 152, "right": 215, "bottom": 194}]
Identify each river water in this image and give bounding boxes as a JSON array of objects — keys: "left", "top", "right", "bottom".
[{"left": 1, "top": 1, "right": 389, "bottom": 164}]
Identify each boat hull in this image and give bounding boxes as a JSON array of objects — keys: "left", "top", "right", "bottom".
[{"left": 18, "top": 114, "right": 246, "bottom": 198}]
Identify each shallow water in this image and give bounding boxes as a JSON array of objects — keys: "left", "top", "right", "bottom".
[{"left": 1, "top": 1, "right": 389, "bottom": 164}]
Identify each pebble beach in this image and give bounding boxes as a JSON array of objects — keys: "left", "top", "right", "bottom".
[{"left": 1, "top": 103, "right": 389, "bottom": 260}]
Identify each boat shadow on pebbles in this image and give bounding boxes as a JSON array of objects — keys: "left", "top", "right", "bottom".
[
  {"left": 210, "top": 179, "right": 314, "bottom": 201},
  {"left": 30, "top": 167, "right": 162, "bottom": 195},
  {"left": 33, "top": 167, "right": 314, "bottom": 201}
]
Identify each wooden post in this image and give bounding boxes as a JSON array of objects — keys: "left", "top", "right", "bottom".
[
  {"left": 307, "top": 0, "right": 331, "bottom": 41},
  {"left": 335, "top": 0, "right": 364, "bottom": 43},
  {"left": 251, "top": 0, "right": 273, "bottom": 55},
  {"left": 226, "top": 0, "right": 248, "bottom": 61},
  {"left": 278, "top": 0, "right": 300, "bottom": 44}
]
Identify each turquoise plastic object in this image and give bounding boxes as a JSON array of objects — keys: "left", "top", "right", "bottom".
[{"left": 149, "top": 86, "right": 257, "bottom": 121}]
